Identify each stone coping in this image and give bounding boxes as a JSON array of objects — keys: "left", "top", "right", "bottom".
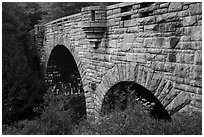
[
  {"left": 107, "top": 2, "right": 137, "bottom": 10},
  {"left": 81, "top": 6, "right": 106, "bottom": 11}
]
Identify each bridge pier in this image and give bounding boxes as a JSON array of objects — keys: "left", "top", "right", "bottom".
[{"left": 83, "top": 84, "right": 101, "bottom": 120}]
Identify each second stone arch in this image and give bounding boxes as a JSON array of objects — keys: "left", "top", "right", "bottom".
[{"left": 87, "top": 62, "right": 191, "bottom": 120}]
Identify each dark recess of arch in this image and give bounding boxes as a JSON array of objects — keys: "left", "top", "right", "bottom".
[
  {"left": 45, "top": 45, "right": 86, "bottom": 118},
  {"left": 46, "top": 45, "right": 81, "bottom": 91},
  {"left": 101, "top": 81, "right": 171, "bottom": 121}
]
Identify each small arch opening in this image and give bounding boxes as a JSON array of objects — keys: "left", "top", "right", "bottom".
[{"left": 101, "top": 81, "right": 171, "bottom": 120}]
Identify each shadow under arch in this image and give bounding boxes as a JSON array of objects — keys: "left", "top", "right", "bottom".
[
  {"left": 45, "top": 44, "right": 86, "bottom": 118},
  {"left": 101, "top": 81, "right": 171, "bottom": 120}
]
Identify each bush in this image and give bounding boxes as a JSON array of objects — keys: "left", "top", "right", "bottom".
[
  {"left": 73, "top": 101, "right": 202, "bottom": 135},
  {"left": 3, "top": 89, "right": 202, "bottom": 135},
  {"left": 3, "top": 87, "right": 86, "bottom": 135}
]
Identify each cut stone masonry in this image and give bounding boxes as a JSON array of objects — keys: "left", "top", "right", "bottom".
[{"left": 29, "top": 2, "right": 202, "bottom": 118}]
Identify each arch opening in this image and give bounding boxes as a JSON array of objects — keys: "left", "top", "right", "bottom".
[
  {"left": 45, "top": 45, "right": 86, "bottom": 118},
  {"left": 101, "top": 81, "right": 171, "bottom": 120}
]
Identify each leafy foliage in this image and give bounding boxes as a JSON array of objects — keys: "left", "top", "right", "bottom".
[
  {"left": 38, "top": 2, "right": 118, "bottom": 23},
  {"left": 2, "top": 2, "right": 47, "bottom": 125},
  {"left": 3, "top": 87, "right": 202, "bottom": 135},
  {"left": 3, "top": 87, "right": 86, "bottom": 135},
  {"left": 73, "top": 101, "right": 202, "bottom": 135}
]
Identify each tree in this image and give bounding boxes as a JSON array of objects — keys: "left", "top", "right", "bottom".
[{"left": 2, "top": 2, "right": 46, "bottom": 125}]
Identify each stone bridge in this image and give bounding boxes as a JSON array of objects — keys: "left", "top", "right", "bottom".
[{"left": 29, "top": 2, "right": 202, "bottom": 118}]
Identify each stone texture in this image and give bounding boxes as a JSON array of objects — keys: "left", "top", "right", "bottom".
[
  {"left": 30, "top": 2, "right": 202, "bottom": 118},
  {"left": 189, "top": 3, "right": 202, "bottom": 15},
  {"left": 162, "top": 88, "right": 181, "bottom": 108},
  {"left": 169, "top": 2, "right": 182, "bottom": 12},
  {"left": 158, "top": 80, "right": 173, "bottom": 101},
  {"left": 154, "top": 76, "right": 168, "bottom": 98},
  {"left": 194, "top": 50, "right": 202, "bottom": 65},
  {"left": 148, "top": 73, "right": 163, "bottom": 93},
  {"left": 190, "top": 26, "right": 202, "bottom": 41},
  {"left": 183, "top": 16, "right": 197, "bottom": 26},
  {"left": 169, "top": 37, "right": 180, "bottom": 49},
  {"left": 166, "top": 91, "right": 191, "bottom": 115},
  {"left": 191, "top": 65, "right": 202, "bottom": 80}
]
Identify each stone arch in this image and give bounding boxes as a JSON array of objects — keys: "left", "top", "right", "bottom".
[
  {"left": 93, "top": 62, "right": 191, "bottom": 118},
  {"left": 45, "top": 44, "right": 87, "bottom": 118},
  {"left": 101, "top": 81, "right": 171, "bottom": 120},
  {"left": 42, "top": 31, "right": 91, "bottom": 116},
  {"left": 44, "top": 36, "right": 88, "bottom": 92},
  {"left": 45, "top": 45, "right": 80, "bottom": 88}
]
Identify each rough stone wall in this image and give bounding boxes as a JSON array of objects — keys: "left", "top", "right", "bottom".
[
  {"left": 31, "top": 2, "right": 202, "bottom": 118},
  {"left": 88, "top": 2, "right": 202, "bottom": 117}
]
